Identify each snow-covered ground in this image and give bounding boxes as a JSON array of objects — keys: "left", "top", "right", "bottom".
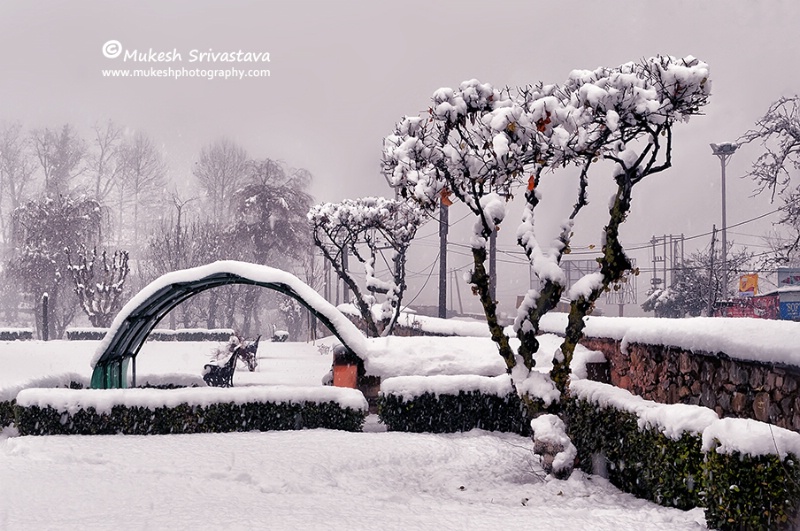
[{"left": 0, "top": 338, "right": 707, "bottom": 530}]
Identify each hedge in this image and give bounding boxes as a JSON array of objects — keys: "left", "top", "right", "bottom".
[
  {"left": 0, "top": 328, "right": 33, "bottom": 341},
  {"left": 13, "top": 386, "right": 367, "bottom": 435},
  {"left": 566, "top": 381, "right": 800, "bottom": 530},
  {"left": 377, "top": 375, "right": 529, "bottom": 435},
  {"left": 565, "top": 397, "right": 705, "bottom": 510},
  {"left": 65, "top": 328, "right": 235, "bottom": 341}
]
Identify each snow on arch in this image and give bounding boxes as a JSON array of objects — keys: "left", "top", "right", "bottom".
[{"left": 90, "top": 260, "right": 370, "bottom": 388}]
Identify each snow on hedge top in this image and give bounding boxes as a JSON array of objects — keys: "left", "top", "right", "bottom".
[
  {"left": 16, "top": 385, "right": 369, "bottom": 414},
  {"left": 539, "top": 313, "right": 800, "bottom": 367},
  {"left": 0, "top": 373, "right": 90, "bottom": 402},
  {"left": 570, "top": 378, "right": 719, "bottom": 440},
  {"left": 91, "top": 261, "right": 369, "bottom": 367},
  {"left": 338, "top": 304, "right": 491, "bottom": 337},
  {"left": 702, "top": 417, "right": 800, "bottom": 459},
  {"left": 362, "top": 336, "right": 508, "bottom": 378},
  {"left": 379, "top": 374, "right": 514, "bottom": 401},
  {"left": 573, "top": 378, "right": 800, "bottom": 458}
]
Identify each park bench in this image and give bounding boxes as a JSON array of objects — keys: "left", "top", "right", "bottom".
[{"left": 203, "top": 335, "right": 261, "bottom": 387}]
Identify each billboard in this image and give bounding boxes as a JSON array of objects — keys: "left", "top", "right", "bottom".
[
  {"left": 780, "top": 301, "right": 800, "bottom": 321},
  {"left": 778, "top": 268, "right": 800, "bottom": 288},
  {"left": 738, "top": 274, "right": 758, "bottom": 297}
]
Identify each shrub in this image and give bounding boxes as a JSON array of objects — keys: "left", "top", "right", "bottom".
[
  {"left": 0, "top": 328, "right": 33, "bottom": 341},
  {"left": 377, "top": 375, "right": 528, "bottom": 434},
  {"left": 566, "top": 397, "right": 705, "bottom": 510},
  {"left": 13, "top": 386, "right": 367, "bottom": 435},
  {"left": 565, "top": 380, "right": 800, "bottom": 530}
]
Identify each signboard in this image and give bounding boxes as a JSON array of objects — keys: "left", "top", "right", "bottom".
[
  {"left": 778, "top": 268, "right": 800, "bottom": 288},
  {"left": 738, "top": 274, "right": 758, "bottom": 297},
  {"left": 780, "top": 301, "right": 800, "bottom": 321}
]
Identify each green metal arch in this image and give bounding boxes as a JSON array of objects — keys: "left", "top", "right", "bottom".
[{"left": 91, "top": 271, "right": 358, "bottom": 389}]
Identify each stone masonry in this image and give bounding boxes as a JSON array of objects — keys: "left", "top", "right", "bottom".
[{"left": 581, "top": 337, "right": 800, "bottom": 432}]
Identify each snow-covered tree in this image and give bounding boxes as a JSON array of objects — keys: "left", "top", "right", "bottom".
[
  {"left": 65, "top": 245, "right": 130, "bottom": 327},
  {"left": 231, "top": 158, "right": 313, "bottom": 265},
  {"left": 309, "top": 197, "right": 423, "bottom": 337},
  {"left": 740, "top": 96, "right": 800, "bottom": 264},
  {"left": 7, "top": 195, "right": 103, "bottom": 338},
  {"left": 383, "top": 55, "right": 711, "bottom": 399},
  {"left": 642, "top": 247, "right": 751, "bottom": 318}
]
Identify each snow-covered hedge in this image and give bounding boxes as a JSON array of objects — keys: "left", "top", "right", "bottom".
[
  {"left": 377, "top": 374, "right": 528, "bottom": 434},
  {"left": 0, "top": 373, "right": 90, "bottom": 428},
  {"left": 0, "top": 328, "right": 33, "bottom": 341},
  {"left": 567, "top": 379, "right": 800, "bottom": 530},
  {"left": 13, "top": 386, "right": 368, "bottom": 435},
  {"left": 66, "top": 328, "right": 236, "bottom": 342}
]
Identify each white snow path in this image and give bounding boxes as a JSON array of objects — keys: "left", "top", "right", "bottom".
[
  {"left": 0, "top": 338, "right": 707, "bottom": 530},
  {"left": 0, "top": 429, "right": 706, "bottom": 530}
]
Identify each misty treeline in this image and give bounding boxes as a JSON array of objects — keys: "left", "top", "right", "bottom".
[{"left": 0, "top": 121, "right": 318, "bottom": 339}]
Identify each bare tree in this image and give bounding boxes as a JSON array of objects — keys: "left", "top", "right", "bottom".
[
  {"left": 0, "top": 122, "right": 36, "bottom": 244},
  {"left": 88, "top": 120, "right": 124, "bottom": 203},
  {"left": 740, "top": 96, "right": 800, "bottom": 262},
  {"left": 116, "top": 131, "right": 167, "bottom": 246},
  {"left": 193, "top": 138, "right": 248, "bottom": 224},
  {"left": 31, "top": 124, "right": 86, "bottom": 196}
]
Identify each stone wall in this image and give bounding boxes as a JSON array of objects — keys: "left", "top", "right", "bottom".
[{"left": 581, "top": 337, "right": 800, "bottom": 432}]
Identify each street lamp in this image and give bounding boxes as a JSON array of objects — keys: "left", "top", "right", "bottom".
[{"left": 710, "top": 142, "right": 738, "bottom": 301}]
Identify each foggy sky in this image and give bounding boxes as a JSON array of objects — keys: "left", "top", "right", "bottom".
[{"left": 1, "top": 0, "right": 798, "bottom": 316}]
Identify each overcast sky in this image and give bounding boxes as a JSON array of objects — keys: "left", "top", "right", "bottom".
[{"left": 1, "top": 0, "right": 798, "bottom": 316}]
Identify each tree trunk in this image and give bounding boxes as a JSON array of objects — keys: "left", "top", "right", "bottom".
[{"left": 471, "top": 246, "right": 515, "bottom": 372}]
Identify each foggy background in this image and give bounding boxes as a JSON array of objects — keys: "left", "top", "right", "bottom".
[{"left": 0, "top": 0, "right": 797, "bottom": 333}]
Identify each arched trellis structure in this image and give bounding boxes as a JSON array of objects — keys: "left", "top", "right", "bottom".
[{"left": 90, "top": 261, "right": 369, "bottom": 389}]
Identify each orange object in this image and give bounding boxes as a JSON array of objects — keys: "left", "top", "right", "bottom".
[
  {"left": 440, "top": 189, "right": 453, "bottom": 206},
  {"left": 333, "top": 364, "right": 358, "bottom": 388},
  {"left": 527, "top": 175, "right": 536, "bottom": 191}
]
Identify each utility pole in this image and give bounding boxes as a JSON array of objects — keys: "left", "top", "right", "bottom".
[
  {"left": 489, "top": 228, "right": 497, "bottom": 303},
  {"left": 707, "top": 225, "right": 717, "bottom": 316},
  {"left": 710, "top": 142, "right": 738, "bottom": 301},
  {"left": 452, "top": 269, "right": 464, "bottom": 314},
  {"left": 341, "top": 248, "right": 350, "bottom": 304},
  {"left": 438, "top": 203, "right": 449, "bottom": 318}
]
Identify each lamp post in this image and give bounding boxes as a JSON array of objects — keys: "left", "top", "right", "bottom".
[{"left": 710, "top": 142, "right": 738, "bottom": 301}]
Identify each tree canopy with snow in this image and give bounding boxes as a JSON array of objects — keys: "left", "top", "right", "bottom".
[
  {"left": 382, "top": 55, "right": 711, "bottom": 399},
  {"left": 740, "top": 96, "right": 800, "bottom": 265},
  {"left": 309, "top": 197, "right": 423, "bottom": 337}
]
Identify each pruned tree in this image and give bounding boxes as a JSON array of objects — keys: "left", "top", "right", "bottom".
[
  {"left": 383, "top": 56, "right": 711, "bottom": 402},
  {"left": 309, "top": 197, "right": 423, "bottom": 337},
  {"left": 65, "top": 245, "right": 130, "bottom": 327},
  {"left": 740, "top": 96, "right": 800, "bottom": 264}
]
